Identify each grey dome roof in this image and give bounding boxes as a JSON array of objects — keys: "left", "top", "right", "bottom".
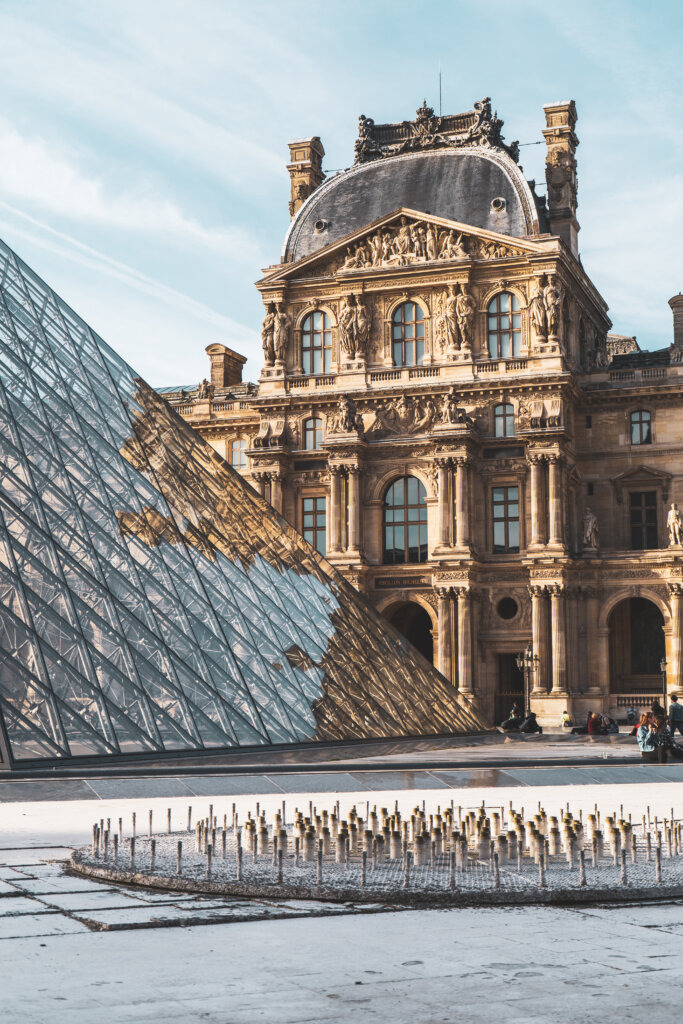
[{"left": 284, "top": 147, "right": 543, "bottom": 263}]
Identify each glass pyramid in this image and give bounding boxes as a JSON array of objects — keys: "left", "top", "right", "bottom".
[{"left": 0, "top": 236, "right": 484, "bottom": 766}]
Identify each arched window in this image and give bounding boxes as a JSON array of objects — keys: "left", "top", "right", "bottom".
[
  {"left": 383, "top": 476, "right": 428, "bottom": 564},
  {"left": 302, "top": 311, "right": 332, "bottom": 375},
  {"left": 631, "top": 410, "right": 652, "bottom": 445},
  {"left": 392, "top": 302, "right": 425, "bottom": 367},
  {"left": 494, "top": 403, "right": 515, "bottom": 437},
  {"left": 229, "top": 438, "right": 247, "bottom": 468},
  {"left": 303, "top": 417, "right": 323, "bottom": 451},
  {"left": 488, "top": 292, "right": 522, "bottom": 358}
]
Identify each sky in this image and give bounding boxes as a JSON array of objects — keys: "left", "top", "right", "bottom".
[{"left": 0, "top": 0, "right": 681, "bottom": 386}]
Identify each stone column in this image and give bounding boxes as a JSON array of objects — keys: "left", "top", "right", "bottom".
[
  {"left": 548, "top": 455, "right": 564, "bottom": 547},
  {"left": 437, "top": 588, "right": 454, "bottom": 685},
  {"left": 329, "top": 467, "right": 342, "bottom": 553},
  {"left": 252, "top": 472, "right": 267, "bottom": 497},
  {"left": 668, "top": 584, "right": 683, "bottom": 694},
  {"left": 437, "top": 459, "right": 451, "bottom": 548},
  {"left": 549, "top": 584, "right": 567, "bottom": 694},
  {"left": 455, "top": 587, "right": 473, "bottom": 695},
  {"left": 347, "top": 466, "right": 361, "bottom": 554},
  {"left": 529, "top": 585, "right": 548, "bottom": 693},
  {"left": 583, "top": 586, "right": 601, "bottom": 693},
  {"left": 528, "top": 455, "right": 544, "bottom": 546},
  {"left": 455, "top": 457, "right": 469, "bottom": 549},
  {"left": 271, "top": 474, "right": 283, "bottom": 514}
]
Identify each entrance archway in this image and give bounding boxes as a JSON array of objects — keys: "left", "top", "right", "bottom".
[
  {"left": 608, "top": 597, "right": 665, "bottom": 693},
  {"left": 386, "top": 602, "right": 434, "bottom": 663}
]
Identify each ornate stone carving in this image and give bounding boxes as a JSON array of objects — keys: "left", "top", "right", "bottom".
[
  {"left": 196, "top": 378, "right": 214, "bottom": 400},
  {"left": 456, "top": 284, "right": 476, "bottom": 350},
  {"left": 328, "top": 395, "right": 364, "bottom": 436},
  {"left": 261, "top": 303, "right": 276, "bottom": 365},
  {"left": 668, "top": 502, "right": 683, "bottom": 546},
  {"left": 353, "top": 98, "right": 519, "bottom": 164},
  {"left": 338, "top": 216, "right": 524, "bottom": 274},
  {"left": 528, "top": 281, "right": 547, "bottom": 338},
  {"left": 543, "top": 276, "right": 564, "bottom": 338},
  {"left": 273, "top": 304, "right": 291, "bottom": 362},
  {"left": 338, "top": 294, "right": 372, "bottom": 361},
  {"left": 366, "top": 394, "right": 437, "bottom": 438},
  {"left": 582, "top": 507, "right": 599, "bottom": 549}
]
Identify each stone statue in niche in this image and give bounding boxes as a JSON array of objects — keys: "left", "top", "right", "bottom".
[
  {"left": 668, "top": 503, "right": 683, "bottom": 546},
  {"left": 261, "top": 303, "right": 276, "bottom": 364},
  {"left": 273, "top": 304, "right": 291, "bottom": 362},
  {"left": 544, "top": 276, "right": 563, "bottom": 336},
  {"left": 455, "top": 284, "right": 476, "bottom": 350},
  {"left": 582, "top": 507, "right": 599, "bottom": 549},
  {"left": 528, "top": 281, "right": 547, "bottom": 338},
  {"left": 338, "top": 300, "right": 355, "bottom": 357}
]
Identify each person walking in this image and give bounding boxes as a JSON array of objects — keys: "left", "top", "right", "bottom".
[
  {"left": 637, "top": 712, "right": 667, "bottom": 764},
  {"left": 669, "top": 694, "right": 683, "bottom": 736}
]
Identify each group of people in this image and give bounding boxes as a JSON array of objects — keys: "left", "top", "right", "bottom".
[
  {"left": 634, "top": 694, "right": 683, "bottom": 764},
  {"left": 565, "top": 711, "right": 619, "bottom": 736},
  {"left": 498, "top": 705, "right": 543, "bottom": 734}
]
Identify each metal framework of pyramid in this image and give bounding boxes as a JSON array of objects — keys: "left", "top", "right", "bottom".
[{"left": 0, "top": 237, "right": 485, "bottom": 768}]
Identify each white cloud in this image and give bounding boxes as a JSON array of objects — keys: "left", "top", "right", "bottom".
[{"left": 0, "top": 118, "right": 260, "bottom": 260}]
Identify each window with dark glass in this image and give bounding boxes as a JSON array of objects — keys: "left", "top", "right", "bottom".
[
  {"left": 630, "top": 410, "right": 651, "bottom": 445},
  {"left": 630, "top": 491, "right": 657, "bottom": 549},
  {"left": 230, "top": 438, "right": 247, "bottom": 469},
  {"left": 302, "top": 496, "right": 326, "bottom": 555},
  {"left": 383, "top": 476, "right": 428, "bottom": 564},
  {"left": 492, "top": 485, "right": 520, "bottom": 553},
  {"left": 302, "top": 312, "right": 332, "bottom": 375},
  {"left": 494, "top": 403, "right": 515, "bottom": 437},
  {"left": 303, "top": 417, "right": 323, "bottom": 451},
  {"left": 488, "top": 293, "right": 522, "bottom": 359},
  {"left": 392, "top": 302, "right": 425, "bottom": 367}
]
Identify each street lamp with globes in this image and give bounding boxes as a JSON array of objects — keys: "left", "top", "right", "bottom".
[{"left": 516, "top": 644, "right": 540, "bottom": 718}]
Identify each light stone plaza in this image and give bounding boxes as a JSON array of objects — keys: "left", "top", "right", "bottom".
[{"left": 0, "top": 7, "right": 682, "bottom": 1020}]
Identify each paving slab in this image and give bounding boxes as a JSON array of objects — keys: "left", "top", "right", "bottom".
[
  {"left": 262, "top": 772, "right": 367, "bottom": 793},
  {"left": 180, "top": 774, "right": 285, "bottom": 796},
  {"left": 348, "top": 771, "right": 449, "bottom": 790}
]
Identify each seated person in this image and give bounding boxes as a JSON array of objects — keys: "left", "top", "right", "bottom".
[
  {"left": 587, "top": 712, "right": 606, "bottom": 736},
  {"left": 571, "top": 711, "right": 593, "bottom": 735},
  {"left": 637, "top": 712, "right": 667, "bottom": 763},
  {"left": 519, "top": 711, "right": 543, "bottom": 734},
  {"left": 499, "top": 703, "right": 524, "bottom": 731},
  {"left": 560, "top": 710, "right": 573, "bottom": 729}
]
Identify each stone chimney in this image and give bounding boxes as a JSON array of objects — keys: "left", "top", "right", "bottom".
[
  {"left": 542, "top": 101, "right": 579, "bottom": 257},
  {"left": 205, "top": 344, "right": 247, "bottom": 388},
  {"left": 287, "top": 137, "right": 325, "bottom": 219},
  {"left": 670, "top": 294, "right": 683, "bottom": 350}
]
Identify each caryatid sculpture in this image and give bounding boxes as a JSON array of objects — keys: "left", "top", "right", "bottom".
[
  {"left": 353, "top": 297, "right": 371, "bottom": 358},
  {"left": 261, "top": 303, "right": 276, "bottom": 365},
  {"left": 455, "top": 284, "right": 476, "bottom": 350},
  {"left": 668, "top": 502, "right": 683, "bottom": 546},
  {"left": 528, "top": 281, "right": 547, "bottom": 338},
  {"left": 273, "top": 304, "right": 291, "bottom": 362},
  {"left": 582, "top": 507, "right": 599, "bottom": 549},
  {"left": 544, "top": 275, "right": 564, "bottom": 337},
  {"left": 338, "top": 299, "right": 355, "bottom": 358},
  {"left": 443, "top": 285, "right": 459, "bottom": 352}
]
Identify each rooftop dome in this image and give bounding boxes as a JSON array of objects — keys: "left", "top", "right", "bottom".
[{"left": 283, "top": 99, "right": 546, "bottom": 263}]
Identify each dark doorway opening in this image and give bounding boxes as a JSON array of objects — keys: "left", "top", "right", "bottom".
[
  {"left": 387, "top": 602, "right": 434, "bottom": 663},
  {"left": 495, "top": 653, "right": 525, "bottom": 724},
  {"left": 609, "top": 597, "right": 665, "bottom": 693}
]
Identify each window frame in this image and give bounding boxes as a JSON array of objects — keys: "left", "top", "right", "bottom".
[
  {"left": 382, "top": 475, "right": 429, "bottom": 564},
  {"left": 494, "top": 403, "right": 515, "bottom": 438},
  {"left": 229, "top": 437, "right": 248, "bottom": 469},
  {"left": 629, "top": 490, "right": 658, "bottom": 550},
  {"left": 491, "top": 482, "right": 521, "bottom": 554},
  {"left": 487, "top": 292, "right": 522, "bottom": 359},
  {"left": 301, "top": 311, "right": 333, "bottom": 376},
  {"left": 303, "top": 417, "right": 323, "bottom": 451},
  {"left": 630, "top": 409, "right": 652, "bottom": 446},
  {"left": 301, "top": 494, "right": 327, "bottom": 555},
  {"left": 391, "top": 301, "right": 425, "bottom": 368}
]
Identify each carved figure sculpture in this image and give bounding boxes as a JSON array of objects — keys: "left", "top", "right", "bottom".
[
  {"left": 544, "top": 276, "right": 563, "bottom": 336},
  {"left": 261, "top": 304, "right": 276, "bottom": 364},
  {"left": 337, "top": 395, "right": 358, "bottom": 433},
  {"left": 273, "top": 304, "right": 291, "bottom": 361},
  {"left": 455, "top": 284, "right": 476, "bottom": 350},
  {"left": 354, "top": 297, "right": 371, "bottom": 357},
  {"left": 582, "top": 507, "right": 599, "bottom": 549},
  {"left": 338, "top": 300, "right": 355, "bottom": 357},
  {"left": 440, "top": 386, "right": 459, "bottom": 425},
  {"left": 443, "top": 285, "right": 459, "bottom": 352},
  {"left": 425, "top": 224, "right": 438, "bottom": 261},
  {"left": 668, "top": 503, "right": 683, "bottom": 546},
  {"left": 197, "top": 378, "right": 213, "bottom": 400},
  {"left": 440, "top": 231, "right": 468, "bottom": 260},
  {"left": 528, "top": 282, "right": 547, "bottom": 337}
]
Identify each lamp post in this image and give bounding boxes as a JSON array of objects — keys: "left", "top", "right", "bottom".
[
  {"left": 660, "top": 657, "right": 667, "bottom": 714},
  {"left": 516, "top": 644, "right": 540, "bottom": 718}
]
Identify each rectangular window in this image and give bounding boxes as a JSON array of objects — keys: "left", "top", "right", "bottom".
[
  {"left": 630, "top": 491, "right": 657, "bottom": 550},
  {"left": 587, "top": 482, "right": 594, "bottom": 496},
  {"left": 585, "top": 415, "right": 592, "bottom": 429},
  {"left": 302, "top": 496, "right": 326, "bottom": 556},
  {"left": 492, "top": 485, "right": 520, "bottom": 553}
]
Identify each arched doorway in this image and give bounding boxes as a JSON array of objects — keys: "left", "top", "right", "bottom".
[
  {"left": 608, "top": 597, "right": 665, "bottom": 694},
  {"left": 386, "top": 602, "right": 434, "bottom": 663}
]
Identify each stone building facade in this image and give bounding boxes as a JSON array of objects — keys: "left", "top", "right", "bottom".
[{"left": 164, "top": 98, "right": 683, "bottom": 727}]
